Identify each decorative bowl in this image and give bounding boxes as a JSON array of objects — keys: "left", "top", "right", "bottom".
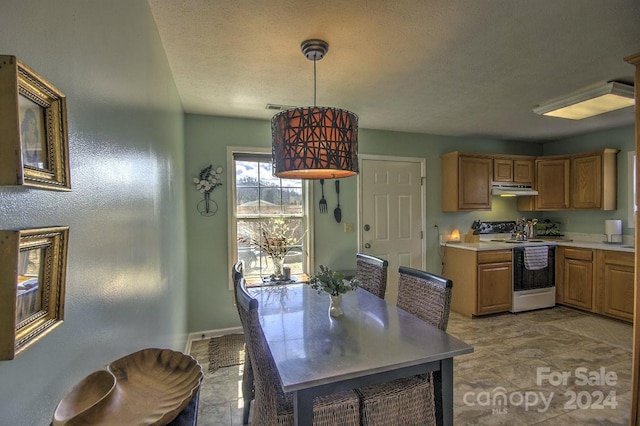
[{"left": 53, "top": 348, "right": 203, "bottom": 425}]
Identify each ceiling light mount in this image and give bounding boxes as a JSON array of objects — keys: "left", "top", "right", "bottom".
[{"left": 301, "top": 39, "right": 328, "bottom": 61}]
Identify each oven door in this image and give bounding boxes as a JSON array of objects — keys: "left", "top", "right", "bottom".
[
  {"left": 513, "top": 246, "right": 555, "bottom": 291},
  {"left": 512, "top": 246, "right": 556, "bottom": 313}
]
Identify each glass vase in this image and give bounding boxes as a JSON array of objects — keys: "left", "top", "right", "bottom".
[
  {"left": 329, "top": 295, "right": 344, "bottom": 317},
  {"left": 271, "top": 256, "right": 285, "bottom": 279}
]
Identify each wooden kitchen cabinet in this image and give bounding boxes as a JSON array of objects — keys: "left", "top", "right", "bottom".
[
  {"left": 561, "top": 247, "right": 594, "bottom": 311},
  {"left": 477, "top": 250, "right": 513, "bottom": 314},
  {"left": 571, "top": 149, "right": 618, "bottom": 210},
  {"left": 519, "top": 149, "right": 618, "bottom": 212},
  {"left": 493, "top": 158, "right": 513, "bottom": 182},
  {"left": 445, "top": 246, "right": 512, "bottom": 317},
  {"left": 441, "top": 152, "right": 492, "bottom": 211},
  {"left": 493, "top": 157, "right": 535, "bottom": 184},
  {"left": 595, "top": 250, "right": 634, "bottom": 322},
  {"left": 535, "top": 157, "right": 571, "bottom": 210}
]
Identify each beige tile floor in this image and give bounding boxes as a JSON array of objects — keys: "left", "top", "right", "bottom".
[{"left": 190, "top": 306, "right": 632, "bottom": 425}]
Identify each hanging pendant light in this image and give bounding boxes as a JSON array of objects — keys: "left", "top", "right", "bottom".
[{"left": 272, "top": 39, "right": 359, "bottom": 179}]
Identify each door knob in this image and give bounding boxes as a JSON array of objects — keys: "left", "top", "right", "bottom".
[
  {"left": 364, "top": 243, "right": 371, "bottom": 249},
  {"left": 364, "top": 224, "right": 371, "bottom": 231}
]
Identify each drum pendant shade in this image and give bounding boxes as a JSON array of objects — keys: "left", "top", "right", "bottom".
[
  {"left": 272, "top": 39, "right": 358, "bottom": 179},
  {"left": 272, "top": 106, "right": 358, "bottom": 179}
]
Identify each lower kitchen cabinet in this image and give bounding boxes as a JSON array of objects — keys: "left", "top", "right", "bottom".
[
  {"left": 557, "top": 247, "right": 633, "bottom": 323},
  {"left": 596, "top": 250, "right": 634, "bottom": 322},
  {"left": 561, "top": 247, "right": 594, "bottom": 311},
  {"left": 477, "top": 251, "right": 513, "bottom": 314},
  {"left": 445, "top": 247, "right": 512, "bottom": 317}
]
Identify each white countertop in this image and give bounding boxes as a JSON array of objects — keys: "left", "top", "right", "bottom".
[{"left": 441, "top": 240, "right": 634, "bottom": 253}]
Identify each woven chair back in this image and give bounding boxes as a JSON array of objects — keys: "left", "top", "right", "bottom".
[
  {"left": 232, "top": 270, "right": 254, "bottom": 425},
  {"left": 235, "top": 280, "right": 288, "bottom": 423},
  {"left": 233, "top": 261, "right": 243, "bottom": 288},
  {"left": 396, "top": 266, "right": 453, "bottom": 331},
  {"left": 355, "top": 253, "right": 389, "bottom": 299}
]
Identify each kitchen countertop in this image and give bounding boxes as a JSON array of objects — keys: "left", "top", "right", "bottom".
[{"left": 441, "top": 240, "right": 635, "bottom": 253}]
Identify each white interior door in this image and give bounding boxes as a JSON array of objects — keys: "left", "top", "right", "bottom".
[{"left": 359, "top": 156, "right": 426, "bottom": 304}]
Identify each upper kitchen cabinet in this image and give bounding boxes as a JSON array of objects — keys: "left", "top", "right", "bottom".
[
  {"left": 518, "top": 149, "right": 618, "bottom": 211},
  {"left": 535, "top": 157, "right": 571, "bottom": 210},
  {"left": 441, "top": 152, "right": 492, "bottom": 211},
  {"left": 493, "top": 156, "right": 535, "bottom": 184},
  {"left": 571, "top": 149, "right": 618, "bottom": 210}
]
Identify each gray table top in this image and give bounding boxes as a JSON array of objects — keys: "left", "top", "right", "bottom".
[{"left": 249, "top": 284, "right": 473, "bottom": 393}]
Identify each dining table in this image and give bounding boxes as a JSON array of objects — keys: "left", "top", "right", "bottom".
[{"left": 248, "top": 283, "right": 473, "bottom": 426}]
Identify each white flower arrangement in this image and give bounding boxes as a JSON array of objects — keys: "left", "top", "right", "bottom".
[{"left": 193, "top": 165, "right": 223, "bottom": 194}]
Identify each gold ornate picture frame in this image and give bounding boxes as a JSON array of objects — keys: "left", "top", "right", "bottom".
[
  {"left": 0, "top": 55, "right": 70, "bottom": 190},
  {"left": 0, "top": 227, "right": 69, "bottom": 360}
]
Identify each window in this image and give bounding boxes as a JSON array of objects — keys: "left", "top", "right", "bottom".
[{"left": 227, "top": 148, "right": 312, "bottom": 284}]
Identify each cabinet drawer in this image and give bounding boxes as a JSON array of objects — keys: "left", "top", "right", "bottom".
[
  {"left": 563, "top": 248, "right": 593, "bottom": 261},
  {"left": 478, "top": 250, "right": 512, "bottom": 264},
  {"left": 603, "top": 250, "right": 634, "bottom": 267}
]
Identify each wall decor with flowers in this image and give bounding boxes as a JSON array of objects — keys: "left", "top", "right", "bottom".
[{"left": 192, "top": 164, "right": 223, "bottom": 216}]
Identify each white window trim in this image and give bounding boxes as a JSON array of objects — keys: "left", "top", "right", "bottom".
[{"left": 226, "top": 146, "right": 315, "bottom": 289}]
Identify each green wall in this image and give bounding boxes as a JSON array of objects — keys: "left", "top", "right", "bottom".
[
  {"left": 184, "top": 115, "right": 634, "bottom": 334},
  {"left": 0, "top": 2, "right": 187, "bottom": 424},
  {"left": 184, "top": 114, "right": 544, "bottom": 332}
]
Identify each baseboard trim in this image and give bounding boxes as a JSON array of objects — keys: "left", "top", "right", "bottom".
[{"left": 184, "top": 326, "right": 243, "bottom": 354}]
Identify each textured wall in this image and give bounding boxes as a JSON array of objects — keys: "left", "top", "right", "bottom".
[
  {"left": 0, "top": 1, "right": 187, "bottom": 424},
  {"left": 184, "top": 114, "right": 545, "bottom": 332},
  {"left": 184, "top": 113, "right": 634, "bottom": 333}
]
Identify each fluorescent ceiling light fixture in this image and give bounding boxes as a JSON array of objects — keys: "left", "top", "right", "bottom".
[{"left": 533, "top": 81, "right": 635, "bottom": 120}]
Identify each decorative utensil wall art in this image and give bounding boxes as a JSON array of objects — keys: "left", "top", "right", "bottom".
[
  {"left": 334, "top": 180, "right": 342, "bottom": 223},
  {"left": 192, "top": 164, "right": 223, "bottom": 216},
  {"left": 318, "top": 179, "right": 327, "bottom": 213}
]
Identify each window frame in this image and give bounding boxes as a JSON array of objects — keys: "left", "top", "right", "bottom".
[{"left": 226, "top": 146, "right": 314, "bottom": 289}]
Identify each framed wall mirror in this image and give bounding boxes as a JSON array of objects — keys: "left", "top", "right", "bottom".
[{"left": 0, "top": 227, "right": 69, "bottom": 360}]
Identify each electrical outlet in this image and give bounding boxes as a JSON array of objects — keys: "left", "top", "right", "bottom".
[
  {"left": 344, "top": 223, "right": 354, "bottom": 233},
  {"left": 562, "top": 218, "right": 569, "bottom": 225}
]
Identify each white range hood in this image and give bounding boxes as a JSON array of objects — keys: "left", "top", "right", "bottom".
[{"left": 491, "top": 183, "right": 539, "bottom": 197}]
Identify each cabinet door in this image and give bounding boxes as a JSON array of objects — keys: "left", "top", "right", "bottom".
[
  {"left": 493, "top": 159, "right": 513, "bottom": 182},
  {"left": 572, "top": 154, "right": 602, "bottom": 209},
  {"left": 601, "top": 252, "right": 634, "bottom": 321},
  {"left": 536, "top": 158, "right": 570, "bottom": 210},
  {"left": 459, "top": 156, "right": 492, "bottom": 210},
  {"left": 477, "top": 261, "right": 512, "bottom": 314},
  {"left": 514, "top": 159, "right": 534, "bottom": 184},
  {"left": 563, "top": 258, "right": 593, "bottom": 310}
]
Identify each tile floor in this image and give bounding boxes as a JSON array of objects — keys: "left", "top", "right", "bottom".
[{"left": 190, "top": 306, "right": 632, "bottom": 425}]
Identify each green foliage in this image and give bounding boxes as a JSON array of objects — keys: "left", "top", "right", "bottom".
[{"left": 308, "top": 265, "right": 359, "bottom": 297}]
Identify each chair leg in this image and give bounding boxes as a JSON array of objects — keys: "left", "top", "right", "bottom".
[
  {"left": 242, "top": 399, "right": 251, "bottom": 425},
  {"left": 241, "top": 355, "right": 254, "bottom": 424}
]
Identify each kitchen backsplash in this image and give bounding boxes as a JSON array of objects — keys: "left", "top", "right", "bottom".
[{"left": 466, "top": 219, "right": 634, "bottom": 246}]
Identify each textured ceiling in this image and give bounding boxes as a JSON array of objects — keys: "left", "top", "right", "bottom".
[{"left": 148, "top": 0, "right": 640, "bottom": 142}]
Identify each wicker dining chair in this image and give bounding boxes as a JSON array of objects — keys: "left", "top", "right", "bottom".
[
  {"left": 355, "top": 253, "right": 389, "bottom": 299},
  {"left": 235, "top": 279, "right": 360, "bottom": 426},
  {"left": 356, "top": 266, "right": 453, "bottom": 426},
  {"left": 232, "top": 261, "right": 254, "bottom": 425}
]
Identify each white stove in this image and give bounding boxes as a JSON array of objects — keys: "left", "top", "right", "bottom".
[{"left": 477, "top": 230, "right": 556, "bottom": 313}]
